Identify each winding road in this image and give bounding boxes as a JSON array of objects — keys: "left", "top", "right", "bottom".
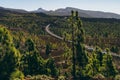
[
  {"left": 45, "top": 24, "right": 64, "bottom": 40},
  {"left": 45, "top": 24, "right": 120, "bottom": 58}
]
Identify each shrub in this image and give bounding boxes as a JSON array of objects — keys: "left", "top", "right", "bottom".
[
  {"left": 115, "top": 75, "right": 120, "bottom": 80},
  {"left": 10, "top": 69, "right": 24, "bottom": 80},
  {"left": 93, "top": 74, "right": 105, "bottom": 80},
  {"left": 29, "top": 75, "right": 54, "bottom": 80},
  {"left": 58, "top": 76, "right": 66, "bottom": 80}
]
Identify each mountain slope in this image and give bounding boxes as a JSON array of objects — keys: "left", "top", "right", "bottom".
[
  {"left": 46, "top": 7, "right": 91, "bottom": 17},
  {"left": 32, "top": 8, "right": 47, "bottom": 13},
  {"left": 34, "top": 7, "right": 120, "bottom": 19},
  {"left": 0, "top": 6, "right": 120, "bottom": 19},
  {"left": 0, "top": 6, "right": 28, "bottom": 13}
]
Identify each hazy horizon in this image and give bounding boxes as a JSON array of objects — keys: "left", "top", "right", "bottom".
[{"left": 0, "top": 0, "right": 120, "bottom": 14}]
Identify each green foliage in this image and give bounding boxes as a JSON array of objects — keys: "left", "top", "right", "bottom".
[
  {"left": 45, "top": 43, "right": 51, "bottom": 56},
  {"left": 68, "top": 11, "right": 88, "bottom": 67},
  {"left": 10, "top": 69, "right": 24, "bottom": 80},
  {"left": 95, "top": 47, "right": 103, "bottom": 66},
  {"left": 85, "top": 52, "right": 100, "bottom": 77},
  {"left": 25, "top": 38, "right": 35, "bottom": 52},
  {"left": 58, "top": 76, "right": 66, "bottom": 80},
  {"left": 102, "top": 49, "right": 118, "bottom": 77},
  {"left": 0, "top": 25, "right": 13, "bottom": 45},
  {"left": 76, "top": 67, "right": 92, "bottom": 80},
  {"left": 85, "top": 47, "right": 118, "bottom": 78},
  {"left": 110, "top": 46, "right": 119, "bottom": 53},
  {"left": 22, "top": 51, "right": 46, "bottom": 75},
  {"left": 0, "top": 10, "right": 119, "bottom": 79},
  {"left": 62, "top": 44, "right": 72, "bottom": 65},
  {"left": 0, "top": 26, "right": 21, "bottom": 80},
  {"left": 91, "top": 52, "right": 100, "bottom": 76},
  {"left": 68, "top": 11, "right": 89, "bottom": 79},
  {"left": 13, "top": 38, "right": 20, "bottom": 49},
  {"left": 53, "top": 18, "right": 120, "bottom": 38},
  {"left": 115, "top": 75, "right": 120, "bottom": 80},
  {"left": 51, "top": 17, "right": 120, "bottom": 51},
  {"left": 0, "top": 12, "right": 56, "bottom": 35},
  {"left": 46, "top": 57, "right": 58, "bottom": 76},
  {"left": 93, "top": 74, "right": 105, "bottom": 80},
  {"left": 76, "top": 44, "right": 88, "bottom": 67}
]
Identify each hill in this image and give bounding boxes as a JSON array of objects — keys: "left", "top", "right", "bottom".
[{"left": 0, "top": 6, "right": 28, "bottom": 13}]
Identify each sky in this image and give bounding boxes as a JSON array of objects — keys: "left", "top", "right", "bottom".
[{"left": 0, "top": 0, "right": 120, "bottom": 14}]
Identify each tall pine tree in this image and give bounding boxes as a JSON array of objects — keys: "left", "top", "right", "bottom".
[{"left": 68, "top": 11, "right": 88, "bottom": 79}]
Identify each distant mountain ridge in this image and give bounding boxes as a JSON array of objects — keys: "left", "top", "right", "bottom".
[
  {"left": 33, "top": 7, "right": 120, "bottom": 19},
  {"left": 0, "top": 6, "right": 28, "bottom": 13},
  {"left": 32, "top": 8, "right": 47, "bottom": 13},
  {"left": 0, "top": 6, "right": 120, "bottom": 19}
]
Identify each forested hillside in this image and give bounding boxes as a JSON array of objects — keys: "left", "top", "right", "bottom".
[
  {"left": 50, "top": 17, "right": 120, "bottom": 54},
  {"left": 0, "top": 10, "right": 120, "bottom": 80}
]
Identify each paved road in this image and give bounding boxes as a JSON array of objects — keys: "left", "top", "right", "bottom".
[
  {"left": 45, "top": 24, "right": 64, "bottom": 40},
  {"left": 45, "top": 24, "right": 120, "bottom": 58}
]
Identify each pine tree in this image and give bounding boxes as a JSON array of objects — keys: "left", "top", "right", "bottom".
[
  {"left": 25, "top": 38, "right": 35, "bottom": 52},
  {"left": 102, "top": 49, "right": 118, "bottom": 77},
  {"left": 0, "top": 26, "right": 20, "bottom": 80},
  {"left": 23, "top": 39, "right": 46, "bottom": 75},
  {"left": 91, "top": 52, "right": 100, "bottom": 76},
  {"left": 68, "top": 10, "right": 76, "bottom": 79},
  {"left": 75, "top": 11, "right": 88, "bottom": 68},
  {"left": 45, "top": 43, "right": 51, "bottom": 56},
  {"left": 68, "top": 11, "right": 88, "bottom": 79},
  {"left": 46, "top": 57, "right": 58, "bottom": 76},
  {"left": 96, "top": 47, "right": 103, "bottom": 66}
]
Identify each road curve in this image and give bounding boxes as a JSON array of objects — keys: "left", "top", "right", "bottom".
[
  {"left": 45, "top": 24, "right": 64, "bottom": 40},
  {"left": 45, "top": 24, "right": 120, "bottom": 58}
]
